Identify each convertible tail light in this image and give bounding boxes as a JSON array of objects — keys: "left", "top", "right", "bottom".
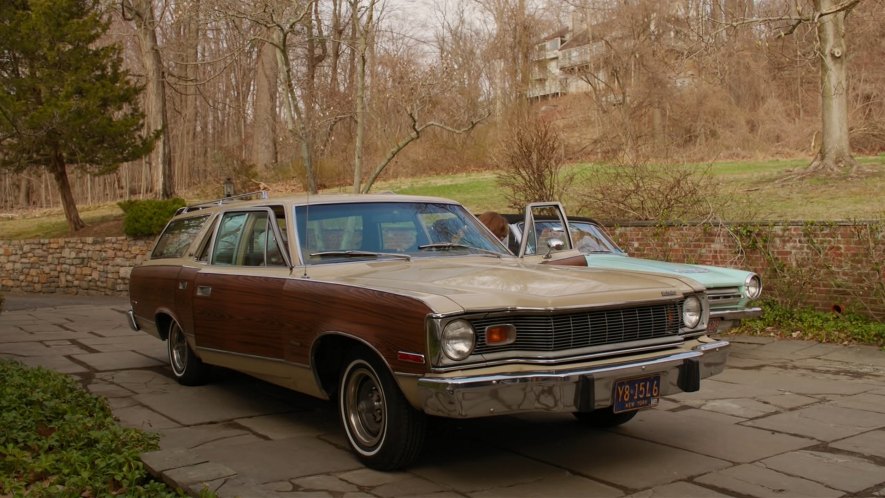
[{"left": 485, "top": 325, "right": 517, "bottom": 346}]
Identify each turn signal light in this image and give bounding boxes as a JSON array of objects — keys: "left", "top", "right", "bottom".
[{"left": 485, "top": 324, "right": 516, "bottom": 346}]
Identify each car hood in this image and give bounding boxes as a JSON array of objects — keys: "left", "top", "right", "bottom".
[
  {"left": 585, "top": 254, "right": 750, "bottom": 289},
  {"left": 309, "top": 256, "right": 704, "bottom": 315}
]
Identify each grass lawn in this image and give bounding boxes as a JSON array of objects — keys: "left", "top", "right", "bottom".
[
  {"left": 1, "top": 156, "right": 883, "bottom": 240},
  {"left": 0, "top": 204, "right": 124, "bottom": 240},
  {"left": 379, "top": 156, "right": 885, "bottom": 220}
]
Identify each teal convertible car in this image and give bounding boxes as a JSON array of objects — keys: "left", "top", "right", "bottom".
[{"left": 505, "top": 203, "right": 762, "bottom": 333}]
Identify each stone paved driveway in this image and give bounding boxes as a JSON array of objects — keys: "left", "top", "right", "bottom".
[{"left": 2, "top": 294, "right": 884, "bottom": 498}]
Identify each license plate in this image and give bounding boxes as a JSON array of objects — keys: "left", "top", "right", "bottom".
[{"left": 613, "top": 375, "right": 661, "bottom": 413}]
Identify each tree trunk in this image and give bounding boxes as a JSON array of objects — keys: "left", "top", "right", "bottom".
[
  {"left": 251, "top": 34, "right": 278, "bottom": 170},
  {"left": 127, "top": 0, "right": 174, "bottom": 198},
  {"left": 279, "top": 41, "right": 317, "bottom": 194},
  {"left": 18, "top": 176, "right": 31, "bottom": 207},
  {"left": 179, "top": 0, "right": 200, "bottom": 191},
  {"left": 329, "top": 0, "right": 344, "bottom": 96},
  {"left": 301, "top": 5, "right": 325, "bottom": 193},
  {"left": 50, "top": 155, "right": 85, "bottom": 231},
  {"left": 352, "top": 0, "right": 375, "bottom": 194},
  {"left": 808, "top": 0, "right": 857, "bottom": 175}
]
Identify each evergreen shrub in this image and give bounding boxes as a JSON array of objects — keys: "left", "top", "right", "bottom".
[{"left": 119, "top": 198, "right": 186, "bottom": 237}]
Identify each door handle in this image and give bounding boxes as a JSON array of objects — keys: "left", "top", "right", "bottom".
[
  {"left": 178, "top": 281, "right": 188, "bottom": 290},
  {"left": 196, "top": 286, "right": 212, "bottom": 297}
]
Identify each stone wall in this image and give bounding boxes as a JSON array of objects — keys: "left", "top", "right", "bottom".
[
  {"left": 0, "top": 237, "right": 153, "bottom": 295},
  {"left": 1, "top": 220, "right": 882, "bottom": 319}
]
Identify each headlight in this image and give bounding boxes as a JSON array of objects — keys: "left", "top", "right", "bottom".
[
  {"left": 745, "top": 274, "right": 762, "bottom": 299},
  {"left": 682, "top": 296, "right": 702, "bottom": 329},
  {"left": 441, "top": 320, "right": 475, "bottom": 360}
]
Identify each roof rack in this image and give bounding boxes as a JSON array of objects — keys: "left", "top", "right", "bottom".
[{"left": 175, "top": 190, "right": 270, "bottom": 215}]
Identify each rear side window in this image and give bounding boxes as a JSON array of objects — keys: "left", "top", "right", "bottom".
[
  {"left": 211, "top": 211, "right": 286, "bottom": 266},
  {"left": 152, "top": 216, "right": 209, "bottom": 259}
]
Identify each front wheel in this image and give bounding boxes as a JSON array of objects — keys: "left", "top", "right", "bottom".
[
  {"left": 339, "top": 354, "right": 426, "bottom": 470},
  {"left": 167, "top": 320, "right": 210, "bottom": 386},
  {"left": 573, "top": 407, "right": 638, "bottom": 428}
]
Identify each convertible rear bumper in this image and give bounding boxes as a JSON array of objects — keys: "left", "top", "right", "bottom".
[
  {"left": 417, "top": 340, "right": 730, "bottom": 418},
  {"left": 710, "top": 307, "right": 762, "bottom": 332},
  {"left": 710, "top": 307, "right": 762, "bottom": 321}
]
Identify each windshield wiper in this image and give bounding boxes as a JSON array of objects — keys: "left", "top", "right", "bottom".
[
  {"left": 309, "top": 250, "right": 411, "bottom": 261},
  {"left": 418, "top": 243, "right": 472, "bottom": 251},
  {"left": 418, "top": 243, "right": 502, "bottom": 258}
]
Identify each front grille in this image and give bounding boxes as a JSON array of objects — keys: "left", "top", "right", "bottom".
[
  {"left": 470, "top": 301, "right": 683, "bottom": 354},
  {"left": 707, "top": 287, "right": 742, "bottom": 307}
]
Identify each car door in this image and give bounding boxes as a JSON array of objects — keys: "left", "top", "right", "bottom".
[
  {"left": 517, "top": 202, "right": 588, "bottom": 266},
  {"left": 191, "top": 208, "right": 291, "bottom": 362}
]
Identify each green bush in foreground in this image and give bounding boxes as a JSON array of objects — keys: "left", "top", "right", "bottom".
[
  {"left": 119, "top": 198, "right": 186, "bottom": 238},
  {"left": 0, "top": 360, "right": 181, "bottom": 497},
  {"left": 735, "top": 300, "right": 885, "bottom": 347}
]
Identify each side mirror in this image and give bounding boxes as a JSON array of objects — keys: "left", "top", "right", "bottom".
[{"left": 544, "top": 238, "right": 564, "bottom": 259}]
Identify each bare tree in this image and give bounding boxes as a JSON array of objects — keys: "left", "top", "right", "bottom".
[
  {"left": 351, "top": 0, "right": 376, "bottom": 193},
  {"left": 808, "top": 0, "right": 858, "bottom": 174},
  {"left": 122, "top": 0, "right": 175, "bottom": 198},
  {"left": 356, "top": 18, "right": 492, "bottom": 193},
  {"left": 710, "top": 0, "right": 866, "bottom": 176},
  {"left": 251, "top": 31, "right": 279, "bottom": 169},
  {"left": 559, "top": 1, "right": 675, "bottom": 160},
  {"left": 475, "top": 0, "right": 541, "bottom": 108},
  {"left": 495, "top": 112, "right": 571, "bottom": 210}
]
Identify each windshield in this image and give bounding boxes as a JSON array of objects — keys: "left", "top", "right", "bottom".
[
  {"left": 294, "top": 202, "right": 511, "bottom": 264},
  {"left": 569, "top": 221, "right": 624, "bottom": 254},
  {"left": 516, "top": 220, "right": 624, "bottom": 255}
]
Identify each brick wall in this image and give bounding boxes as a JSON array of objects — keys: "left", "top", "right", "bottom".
[
  {"left": 1, "top": 221, "right": 882, "bottom": 319},
  {"left": 0, "top": 237, "right": 153, "bottom": 295},
  {"left": 609, "top": 221, "right": 884, "bottom": 320}
]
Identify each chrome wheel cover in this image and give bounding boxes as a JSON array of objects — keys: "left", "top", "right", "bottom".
[
  {"left": 343, "top": 364, "right": 386, "bottom": 450},
  {"left": 169, "top": 323, "right": 188, "bottom": 375}
]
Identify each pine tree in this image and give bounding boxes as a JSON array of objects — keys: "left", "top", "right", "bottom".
[{"left": 0, "top": 0, "right": 156, "bottom": 231}]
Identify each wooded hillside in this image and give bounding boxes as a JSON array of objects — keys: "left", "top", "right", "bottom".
[{"left": 2, "top": 0, "right": 883, "bottom": 212}]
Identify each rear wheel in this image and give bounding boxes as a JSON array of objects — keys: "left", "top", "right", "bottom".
[
  {"left": 339, "top": 352, "right": 426, "bottom": 470},
  {"left": 167, "top": 320, "right": 209, "bottom": 386},
  {"left": 573, "top": 407, "right": 638, "bottom": 428}
]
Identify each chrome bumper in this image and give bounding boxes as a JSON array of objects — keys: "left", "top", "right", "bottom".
[
  {"left": 417, "top": 340, "right": 730, "bottom": 418},
  {"left": 710, "top": 307, "right": 762, "bottom": 321},
  {"left": 126, "top": 309, "right": 140, "bottom": 331},
  {"left": 710, "top": 307, "right": 762, "bottom": 333}
]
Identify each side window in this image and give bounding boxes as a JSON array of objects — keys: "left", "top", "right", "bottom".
[
  {"left": 535, "top": 222, "right": 568, "bottom": 253},
  {"left": 243, "top": 214, "right": 270, "bottom": 266},
  {"left": 264, "top": 226, "right": 286, "bottom": 266},
  {"left": 522, "top": 205, "right": 571, "bottom": 256},
  {"left": 151, "top": 216, "right": 208, "bottom": 259},
  {"left": 272, "top": 205, "right": 287, "bottom": 241},
  {"left": 212, "top": 213, "right": 248, "bottom": 265},
  {"left": 211, "top": 211, "right": 287, "bottom": 267},
  {"left": 196, "top": 217, "right": 219, "bottom": 262}
]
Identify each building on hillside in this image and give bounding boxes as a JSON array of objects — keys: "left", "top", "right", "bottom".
[
  {"left": 528, "top": 15, "right": 625, "bottom": 101},
  {"left": 528, "top": 7, "right": 698, "bottom": 101}
]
